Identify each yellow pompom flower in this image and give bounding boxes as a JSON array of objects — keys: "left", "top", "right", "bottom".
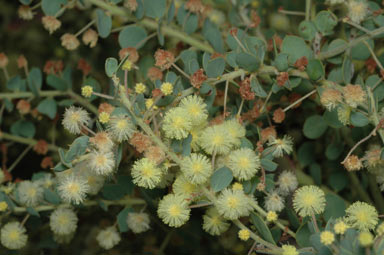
[
  {"left": 282, "top": 245, "right": 298, "bottom": 255},
  {"left": 232, "top": 182, "right": 243, "bottom": 191},
  {"left": 320, "top": 231, "right": 335, "bottom": 245},
  {"left": 293, "top": 185, "right": 326, "bottom": 217},
  {"left": 162, "top": 107, "right": 192, "bottom": 140},
  {"left": 157, "top": 194, "right": 191, "bottom": 227},
  {"left": 0, "top": 222, "right": 28, "bottom": 250},
  {"left": 131, "top": 158, "right": 162, "bottom": 189},
  {"left": 238, "top": 229, "right": 250, "bottom": 241},
  {"left": 223, "top": 119, "right": 246, "bottom": 147},
  {"left": 334, "top": 220, "right": 348, "bottom": 235},
  {"left": 122, "top": 59, "right": 132, "bottom": 71},
  {"left": 347, "top": 1, "right": 368, "bottom": 24},
  {"left": 81, "top": 85, "right": 93, "bottom": 98},
  {"left": 199, "top": 124, "right": 235, "bottom": 155},
  {"left": 107, "top": 116, "right": 136, "bottom": 142},
  {"left": 266, "top": 211, "right": 278, "bottom": 222},
  {"left": 160, "top": 82, "right": 173, "bottom": 96},
  {"left": 181, "top": 153, "right": 212, "bottom": 184},
  {"left": 0, "top": 201, "right": 8, "bottom": 212},
  {"left": 135, "top": 83, "right": 146, "bottom": 94},
  {"left": 359, "top": 231, "right": 373, "bottom": 247},
  {"left": 62, "top": 106, "right": 90, "bottom": 135},
  {"left": 228, "top": 148, "right": 260, "bottom": 181},
  {"left": 99, "top": 112, "right": 110, "bottom": 124},
  {"left": 215, "top": 189, "right": 253, "bottom": 220},
  {"left": 202, "top": 207, "right": 230, "bottom": 236},
  {"left": 172, "top": 175, "right": 199, "bottom": 200},
  {"left": 179, "top": 95, "right": 208, "bottom": 126},
  {"left": 377, "top": 222, "right": 384, "bottom": 236},
  {"left": 345, "top": 201, "right": 378, "bottom": 231},
  {"left": 145, "top": 98, "right": 158, "bottom": 110}
]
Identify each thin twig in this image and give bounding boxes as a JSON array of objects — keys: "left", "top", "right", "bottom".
[
  {"left": 363, "top": 40, "right": 384, "bottom": 70},
  {"left": 283, "top": 89, "right": 317, "bottom": 112},
  {"left": 171, "top": 63, "right": 190, "bottom": 79},
  {"left": 278, "top": 9, "right": 306, "bottom": 16},
  {"left": 75, "top": 20, "right": 96, "bottom": 37},
  {"left": 223, "top": 79, "right": 229, "bottom": 118},
  {"left": 8, "top": 145, "right": 33, "bottom": 173}
]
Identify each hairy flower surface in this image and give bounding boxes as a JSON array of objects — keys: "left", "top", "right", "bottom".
[
  {"left": 162, "top": 107, "right": 193, "bottom": 140},
  {"left": 268, "top": 135, "right": 293, "bottom": 157},
  {"left": 42, "top": 16, "right": 61, "bottom": 34},
  {"left": 1, "top": 222, "right": 28, "bottom": 250},
  {"left": 293, "top": 185, "right": 326, "bottom": 217},
  {"left": 58, "top": 174, "right": 89, "bottom": 205},
  {"left": 215, "top": 189, "right": 253, "bottom": 220},
  {"left": 61, "top": 33, "right": 80, "bottom": 51},
  {"left": 17, "top": 180, "right": 44, "bottom": 207},
  {"left": 126, "top": 212, "right": 150, "bottom": 234},
  {"left": 334, "top": 220, "right": 348, "bottom": 234},
  {"left": 238, "top": 229, "right": 250, "bottom": 241},
  {"left": 131, "top": 158, "right": 162, "bottom": 189},
  {"left": 359, "top": 231, "right": 373, "bottom": 247},
  {"left": 266, "top": 211, "right": 278, "bottom": 222},
  {"left": 181, "top": 153, "right": 212, "bottom": 184},
  {"left": 228, "top": 148, "right": 260, "bottom": 181},
  {"left": 277, "top": 170, "right": 298, "bottom": 195},
  {"left": 223, "top": 119, "right": 246, "bottom": 147},
  {"left": 135, "top": 82, "right": 146, "bottom": 94},
  {"left": 347, "top": 0, "right": 368, "bottom": 24},
  {"left": 320, "top": 231, "right": 335, "bottom": 245},
  {"left": 90, "top": 132, "right": 114, "bottom": 152},
  {"left": 172, "top": 175, "right": 199, "bottom": 200},
  {"left": 202, "top": 207, "right": 230, "bottom": 236},
  {"left": 62, "top": 106, "right": 90, "bottom": 134},
  {"left": 157, "top": 194, "right": 191, "bottom": 227},
  {"left": 96, "top": 227, "right": 121, "bottom": 250},
  {"left": 179, "top": 95, "right": 208, "bottom": 126},
  {"left": 282, "top": 245, "right": 298, "bottom": 255},
  {"left": 89, "top": 150, "right": 115, "bottom": 176},
  {"left": 199, "top": 124, "right": 235, "bottom": 155},
  {"left": 50, "top": 208, "right": 78, "bottom": 235},
  {"left": 160, "top": 82, "right": 173, "bottom": 96},
  {"left": 343, "top": 84, "right": 366, "bottom": 108},
  {"left": 265, "top": 190, "right": 285, "bottom": 212},
  {"left": 345, "top": 201, "right": 378, "bottom": 230},
  {"left": 320, "top": 88, "right": 342, "bottom": 110},
  {"left": 108, "top": 116, "right": 136, "bottom": 142}
]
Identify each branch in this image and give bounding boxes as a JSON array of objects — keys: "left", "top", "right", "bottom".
[{"left": 0, "top": 132, "right": 60, "bottom": 152}]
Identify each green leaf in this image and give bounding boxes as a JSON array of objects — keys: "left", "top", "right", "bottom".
[
  {"left": 342, "top": 57, "right": 354, "bottom": 84},
  {"left": 184, "top": 13, "right": 198, "bottom": 34},
  {"left": 281, "top": 35, "right": 313, "bottom": 64},
  {"left": 27, "top": 67, "right": 42, "bottom": 96},
  {"left": 7, "top": 75, "right": 26, "bottom": 91},
  {"left": 118, "top": 26, "right": 148, "bottom": 49},
  {"left": 298, "top": 142, "right": 316, "bottom": 167},
  {"left": 250, "top": 213, "right": 276, "bottom": 245},
  {"left": 210, "top": 166, "right": 233, "bottom": 192},
  {"left": 19, "top": 0, "right": 33, "bottom": 5},
  {"left": 42, "top": 0, "right": 67, "bottom": 16},
  {"left": 250, "top": 77, "right": 267, "bottom": 98},
  {"left": 105, "top": 57, "right": 118, "bottom": 77},
  {"left": 324, "top": 39, "right": 347, "bottom": 64},
  {"left": 27, "top": 207, "right": 40, "bottom": 217},
  {"left": 167, "top": 1, "right": 175, "bottom": 24},
  {"left": 303, "top": 115, "right": 328, "bottom": 139},
  {"left": 314, "top": 11, "right": 337, "bottom": 36},
  {"left": 46, "top": 74, "right": 68, "bottom": 91},
  {"left": 296, "top": 222, "right": 312, "bottom": 247},
  {"left": 117, "top": 207, "right": 132, "bottom": 232},
  {"left": 96, "top": 9, "right": 112, "bottom": 38},
  {"left": 323, "top": 109, "right": 343, "bottom": 128},
  {"left": 44, "top": 189, "right": 61, "bottom": 205},
  {"left": 351, "top": 39, "right": 374, "bottom": 60},
  {"left": 328, "top": 171, "right": 348, "bottom": 192},
  {"left": 236, "top": 52, "right": 260, "bottom": 72},
  {"left": 325, "top": 142, "right": 344, "bottom": 160},
  {"left": 274, "top": 53, "right": 289, "bottom": 72},
  {"left": 307, "top": 59, "right": 324, "bottom": 80},
  {"left": 323, "top": 194, "right": 346, "bottom": 221},
  {"left": 350, "top": 112, "right": 369, "bottom": 127},
  {"left": 205, "top": 57, "right": 225, "bottom": 78},
  {"left": 65, "top": 136, "right": 89, "bottom": 162},
  {"left": 298, "top": 21, "right": 317, "bottom": 41},
  {"left": 10, "top": 120, "right": 35, "bottom": 138},
  {"left": 260, "top": 158, "right": 278, "bottom": 171},
  {"left": 202, "top": 20, "right": 224, "bottom": 53},
  {"left": 182, "top": 134, "right": 192, "bottom": 156},
  {"left": 143, "top": 0, "right": 166, "bottom": 19},
  {"left": 37, "top": 98, "right": 57, "bottom": 119},
  {"left": 102, "top": 184, "right": 126, "bottom": 200},
  {"left": 309, "top": 163, "right": 322, "bottom": 185},
  {"left": 53, "top": 162, "right": 69, "bottom": 172}
]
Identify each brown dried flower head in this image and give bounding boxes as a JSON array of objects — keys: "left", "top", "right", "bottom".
[
  {"left": 260, "top": 126, "right": 277, "bottom": 143},
  {"left": 61, "top": 33, "right": 80, "bottom": 51},
  {"left": 277, "top": 72, "right": 289, "bottom": 87},
  {"left": 129, "top": 132, "right": 153, "bottom": 153},
  {"left": 82, "top": 29, "right": 98, "bottom": 48},
  {"left": 18, "top": 5, "right": 34, "bottom": 20},
  {"left": 147, "top": 67, "right": 163, "bottom": 81},
  {"left": 42, "top": 16, "right": 61, "bottom": 34},
  {"left": 190, "top": 68, "right": 207, "bottom": 89},
  {"left": 154, "top": 49, "right": 175, "bottom": 69},
  {"left": 343, "top": 84, "right": 366, "bottom": 108},
  {"left": 119, "top": 47, "right": 139, "bottom": 63},
  {"left": 34, "top": 140, "right": 48, "bottom": 155},
  {"left": 320, "top": 88, "right": 342, "bottom": 110},
  {"left": 124, "top": 0, "right": 138, "bottom": 11},
  {"left": 185, "top": 0, "right": 205, "bottom": 13},
  {"left": 343, "top": 155, "right": 363, "bottom": 171},
  {"left": 16, "top": 100, "right": 31, "bottom": 115},
  {"left": 17, "top": 55, "right": 28, "bottom": 69},
  {"left": 77, "top": 58, "right": 92, "bottom": 76},
  {"left": 239, "top": 77, "right": 255, "bottom": 101},
  {"left": 273, "top": 108, "right": 285, "bottom": 124},
  {"left": 41, "top": 156, "right": 54, "bottom": 169},
  {"left": 144, "top": 146, "right": 165, "bottom": 164},
  {"left": 294, "top": 56, "right": 308, "bottom": 71},
  {"left": 44, "top": 60, "right": 64, "bottom": 75},
  {"left": 98, "top": 103, "right": 115, "bottom": 114},
  {"left": 0, "top": 53, "right": 9, "bottom": 68}
]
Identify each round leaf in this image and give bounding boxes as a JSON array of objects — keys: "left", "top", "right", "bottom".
[
  {"left": 210, "top": 166, "right": 233, "bottom": 192},
  {"left": 303, "top": 115, "right": 328, "bottom": 139},
  {"left": 118, "top": 26, "right": 148, "bottom": 49}
]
